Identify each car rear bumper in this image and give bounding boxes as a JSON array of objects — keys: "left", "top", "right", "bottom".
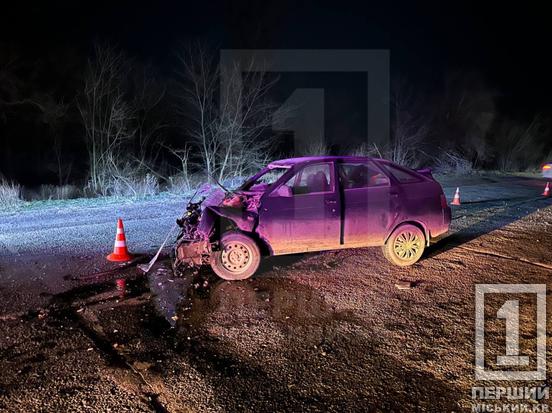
[{"left": 430, "top": 206, "right": 451, "bottom": 240}]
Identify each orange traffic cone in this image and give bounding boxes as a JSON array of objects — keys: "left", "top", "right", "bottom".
[
  {"left": 107, "top": 219, "right": 133, "bottom": 262},
  {"left": 543, "top": 182, "right": 551, "bottom": 197},
  {"left": 451, "top": 187, "right": 461, "bottom": 205}
]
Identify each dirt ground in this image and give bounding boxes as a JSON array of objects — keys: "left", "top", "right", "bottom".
[{"left": 0, "top": 174, "right": 551, "bottom": 412}]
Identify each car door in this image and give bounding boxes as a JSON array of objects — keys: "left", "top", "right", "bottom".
[
  {"left": 257, "top": 162, "right": 341, "bottom": 254},
  {"left": 338, "top": 161, "right": 395, "bottom": 246}
]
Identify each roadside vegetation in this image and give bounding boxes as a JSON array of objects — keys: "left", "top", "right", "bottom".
[
  {"left": 0, "top": 179, "right": 21, "bottom": 209},
  {"left": 1, "top": 44, "right": 551, "bottom": 208}
]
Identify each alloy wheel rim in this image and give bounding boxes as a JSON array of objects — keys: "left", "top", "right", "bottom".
[{"left": 393, "top": 231, "right": 422, "bottom": 260}]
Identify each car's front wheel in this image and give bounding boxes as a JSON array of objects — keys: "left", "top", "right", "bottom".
[
  {"left": 210, "top": 232, "right": 261, "bottom": 280},
  {"left": 382, "top": 224, "right": 425, "bottom": 266}
]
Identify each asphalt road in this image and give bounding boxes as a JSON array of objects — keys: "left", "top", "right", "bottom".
[{"left": 0, "top": 174, "right": 551, "bottom": 412}]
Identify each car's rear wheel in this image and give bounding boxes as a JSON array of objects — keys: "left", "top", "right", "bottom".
[
  {"left": 382, "top": 224, "right": 425, "bottom": 266},
  {"left": 210, "top": 232, "right": 261, "bottom": 280}
]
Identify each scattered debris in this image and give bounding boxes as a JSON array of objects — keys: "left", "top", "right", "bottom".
[
  {"left": 395, "top": 281, "right": 414, "bottom": 290},
  {"left": 116, "top": 279, "right": 126, "bottom": 291},
  {"left": 137, "top": 224, "right": 178, "bottom": 274},
  {"left": 132, "top": 361, "right": 153, "bottom": 371}
]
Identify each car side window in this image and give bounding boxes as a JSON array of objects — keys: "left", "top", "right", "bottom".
[
  {"left": 285, "top": 163, "right": 333, "bottom": 195},
  {"left": 338, "top": 163, "right": 390, "bottom": 189},
  {"left": 380, "top": 163, "right": 421, "bottom": 183}
]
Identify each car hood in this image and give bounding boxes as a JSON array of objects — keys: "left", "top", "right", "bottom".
[
  {"left": 197, "top": 184, "right": 263, "bottom": 212},
  {"left": 200, "top": 186, "right": 226, "bottom": 208}
]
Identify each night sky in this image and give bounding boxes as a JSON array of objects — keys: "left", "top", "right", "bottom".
[
  {"left": 2, "top": 1, "right": 552, "bottom": 184},
  {"left": 3, "top": 0, "right": 552, "bottom": 109}
]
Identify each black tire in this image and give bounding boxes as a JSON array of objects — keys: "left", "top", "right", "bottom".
[
  {"left": 382, "top": 224, "right": 425, "bottom": 266},
  {"left": 210, "top": 232, "right": 261, "bottom": 280}
]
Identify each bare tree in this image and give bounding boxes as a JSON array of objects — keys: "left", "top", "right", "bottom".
[
  {"left": 0, "top": 48, "right": 66, "bottom": 124},
  {"left": 495, "top": 115, "right": 548, "bottom": 171},
  {"left": 300, "top": 140, "right": 331, "bottom": 156},
  {"left": 176, "top": 44, "right": 283, "bottom": 182},
  {"left": 0, "top": 50, "right": 28, "bottom": 116},
  {"left": 386, "top": 78, "right": 429, "bottom": 167},
  {"left": 38, "top": 95, "right": 71, "bottom": 185},
  {"left": 1, "top": 49, "right": 72, "bottom": 184},
  {"left": 435, "top": 71, "right": 496, "bottom": 168},
  {"left": 78, "top": 45, "right": 136, "bottom": 194},
  {"left": 132, "top": 67, "right": 167, "bottom": 165},
  {"left": 176, "top": 45, "right": 218, "bottom": 179},
  {"left": 165, "top": 143, "right": 193, "bottom": 192}
]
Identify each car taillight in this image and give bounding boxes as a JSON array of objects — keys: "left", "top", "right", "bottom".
[
  {"left": 440, "top": 194, "right": 448, "bottom": 208},
  {"left": 543, "top": 165, "right": 551, "bottom": 170}
]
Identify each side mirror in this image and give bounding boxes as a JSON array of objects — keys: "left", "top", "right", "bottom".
[{"left": 271, "top": 184, "right": 292, "bottom": 197}]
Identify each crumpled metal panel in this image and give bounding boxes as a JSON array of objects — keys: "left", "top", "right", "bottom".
[
  {"left": 176, "top": 240, "right": 211, "bottom": 266},
  {"left": 205, "top": 206, "right": 256, "bottom": 232}
]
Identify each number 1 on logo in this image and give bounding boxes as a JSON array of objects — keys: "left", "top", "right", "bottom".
[{"left": 496, "top": 300, "right": 530, "bottom": 367}]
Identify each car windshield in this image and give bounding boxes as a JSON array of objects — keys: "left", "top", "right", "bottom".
[{"left": 240, "top": 166, "right": 289, "bottom": 190}]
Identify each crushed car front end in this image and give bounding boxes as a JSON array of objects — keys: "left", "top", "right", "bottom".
[
  {"left": 173, "top": 194, "right": 215, "bottom": 271},
  {"left": 171, "top": 178, "right": 275, "bottom": 274}
]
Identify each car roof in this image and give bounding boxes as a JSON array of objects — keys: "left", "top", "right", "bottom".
[{"left": 268, "top": 156, "right": 379, "bottom": 168}]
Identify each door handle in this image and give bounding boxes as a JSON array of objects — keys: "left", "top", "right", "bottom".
[{"left": 325, "top": 200, "right": 337, "bottom": 205}]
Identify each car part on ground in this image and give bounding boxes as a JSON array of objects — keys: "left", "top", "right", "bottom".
[
  {"left": 172, "top": 156, "right": 451, "bottom": 280},
  {"left": 138, "top": 224, "right": 178, "bottom": 274}
]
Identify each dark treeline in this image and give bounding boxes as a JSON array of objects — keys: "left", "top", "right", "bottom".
[{"left": 1, "top": 41, "right": 551, "bottom": 200}]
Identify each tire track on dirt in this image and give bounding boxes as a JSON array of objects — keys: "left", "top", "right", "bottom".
[
  {"left": 456, "top": 245, "right": 552, "bottom": 270},
  {"left": 48, "top": 283, "right": 172, "bottom": 413}
]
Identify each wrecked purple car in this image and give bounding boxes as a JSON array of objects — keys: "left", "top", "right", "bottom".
[{"left": 174, "top": 156, "right": 451, "bottom": 280}]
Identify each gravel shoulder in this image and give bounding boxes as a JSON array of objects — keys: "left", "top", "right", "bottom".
[{"left": 0, "top": 174, "right": 551, "bottom": 412}]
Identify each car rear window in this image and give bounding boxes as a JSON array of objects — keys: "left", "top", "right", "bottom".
[
  {"left": 380, "top": 163, "right": 421, "bottom": 183},
  {"left": 339, "top": 163, "right": 390, "bottom": 188}
]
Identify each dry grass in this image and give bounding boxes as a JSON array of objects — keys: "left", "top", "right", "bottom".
[
  {"left": 84, "top": 170, "right": 160, "bottom": 199},
  {"left": 0, "top": 180, "right": 22, "bottom": 209},
  {"left": 38, "top": 185, "right": 81, "bottom": 201},
  {"left": 433, "top": 151, "right": 474, "bottom": 175}
]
